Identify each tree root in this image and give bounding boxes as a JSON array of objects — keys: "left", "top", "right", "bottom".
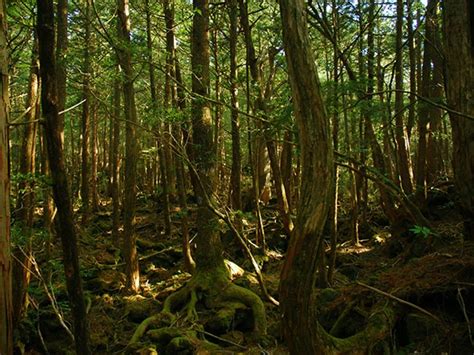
[{"left": 128, "top": 269, "right": 267, "bottom": 348}]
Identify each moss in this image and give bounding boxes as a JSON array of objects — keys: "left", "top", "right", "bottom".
[
  {"left": 147, "top": 327, "right": 182, "bottom": 345},
  {"left": 165, "top": 336, "right": 194, "bottom": 355}
]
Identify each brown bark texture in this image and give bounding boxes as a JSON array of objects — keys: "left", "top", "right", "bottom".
[
  {"left": 278, "top": 0, "right": 334, "bottom": 351},
  {"left": 37, "top": 0, "right": 91, "bottom": 352},
  {"left": 443, "top": 0, "right": 474, "bottom": 240},
  {"left": 0, "top": 0, "right": 13, "bottom": 351},
  {"left": 117, "top": 0, "right": 140, "bottom": 292}
]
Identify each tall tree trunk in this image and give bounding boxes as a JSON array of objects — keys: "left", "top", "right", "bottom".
[
  {"left": 111, "top": 65, "right": 121, "bottom": 242},
  {"left": 37, "top": 1, "right": 91, "bottom": 352},
  {"left": 0, "top": 1, "right": 13, "bottom": 351},
  {"left": 56, "top": 0, "right": 67, "bottom": 144},
  {"left": 415, "top": 0, "right": 439, "bottom": 202},
  {"left": 229, "top": 0, "right": 241, "bottom": 212},
  {"left": 117, "top": 0, "right": 140, "bottom": 292},
  {"left": 443, "top": 0, "right": 474, "bottom": 240},
  {"left": 81, "top": 0, "right": 92, "bottom": 223},
  {"left": 395, "top": 0, "right": 413, "bottom": 194},
  {"left": 406, "top": 0, "right": 417, "bottom": 139},
  {"left": 190, "top": 0, "right": 223, "bottom": 270},
  {"left": 12, "top": 36, "right": 39, "bottom": 329},
  {"left": 91, "top": 101, "right": 99, "bottom": 211},
  {"left": 278, "top": 0, "right": 334, "bottom": 351},
  {"left": 161, "top": 0, "right": 174, "bottom": 236}
]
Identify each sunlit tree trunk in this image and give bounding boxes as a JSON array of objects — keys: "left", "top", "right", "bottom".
[
  {"left": 0, "top": 1, "right": 13, "bottom": 351},
  {"left": 117, "top": 0, "right": 140, "bottom": 292},
  {"left": 443, "top": 0, "right": 474, "bottom": 240},
  {"left": 37, "top": 1, "right": 91, "bottom": 352}
]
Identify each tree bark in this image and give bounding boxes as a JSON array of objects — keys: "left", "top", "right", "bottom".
[
  {"left": 278, "top": 0, "right": 334, "bottom": 351},
  {"left": 12, "top": 36, "right": 39, "bottom": 329},
  {"left": 37, "top": 1, "right": 91, "bottom": 352},
  {"left": 81, "top": 0, "right": 92, "bottom": 223},
  {"left": 443, "top": 0, "right": 474, "bottom": 240},
  {"left": 415, "top": 0, "right": 439, "bottom": 202},
  {"left": 0, "top": 1, "right": 13, "bottom": 351},
  {"left": 111, "top": 65, "right": 121, "bottom": 242},
  {"left": 117, "top": 0, "right": 140, "bottom": 292},
  {"left": 394, "top": 0, "right": 413, "bottom": 195},
  {"left": 190, "top": 0, "right": 224, "bottom": 270}
]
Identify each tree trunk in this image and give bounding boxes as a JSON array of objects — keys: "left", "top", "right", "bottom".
[
  {"left": 443, "top": 0, "right": 474, "bottom": 240},
  {"left": 111, "top": 65, "right": 121, "bottom": 242},
  {"left": 91, "top": 101, "right": 99, "bottom": 211},
  {"left": 190, "top": 0, "right": 223, "bottom": 270},
  {"left": 0, "top": 1, "right": 13, "bottom": 351},
  {"left": 278, "top": 0, "right": 334, "bottom": 351},
  {"left": 238, "top": 0, "right": 292, "bottom": 235},
  {"left": 279, "top": 1, "right": 395, "bottom": 353},
  {"left": 117, "top": 0, "right": 140, "bottom": 292},
  {"left": 12, "top": 36, "right": 39, "bottom": 328},
  {"left": 394, "top": 0, "right": 414, "bottom": 194},
  {"left": 81, "top": 0, "right": 92, "bottom": 223},
  {"left": 415, "top": 0, "right": 439, "bottom": 202},
  {"left": 37, "top": 1, "right": 91, "bottom": 352},
  {"left": 56, "top": 0, "right": 67, "bottom": 144}
]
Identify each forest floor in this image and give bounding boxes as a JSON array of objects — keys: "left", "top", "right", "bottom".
[{"left": 14, "top": 185, "right": 474, "bottom": 354}]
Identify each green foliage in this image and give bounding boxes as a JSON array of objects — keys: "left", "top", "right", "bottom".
[{"left": 409, "top": 225, "right": 431, "bottom": 239}]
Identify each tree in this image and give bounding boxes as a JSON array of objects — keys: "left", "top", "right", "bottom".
[
  {"left": 128, "top": 0, "right": 267, "bottom": 343},
  {"left": 394, "top": 0, "right": 413, "bottom": 195},
  {"left": 12, "top": 34, "right": 39, "bottom": 328},
  {"left": 116, "top": 0, "right": 140, "bottom": 293},
  {"left": 278, "top": 0, "right": 334, "bottom": 351},
  {"left": 443, "top": 0, "right": 474, "bottom": 240},
  {"left": 279, "top": 0, "right": 395, "bottom": 352},
  {"left": 36, "top": 0, "right": 91, "bottom": 352},
  {"left": 0, "top": 1, "right": 13, "bottom": 352},
  {"left": 228, "top": 0, "right": 242, "bottom": 212},
  {"left": 81, "top": 0, "right": 92, "bottom": 223}
]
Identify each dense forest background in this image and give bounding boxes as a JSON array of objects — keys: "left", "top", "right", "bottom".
[{"left": 1, "top": 0, "right": 473, "bottom": 354}]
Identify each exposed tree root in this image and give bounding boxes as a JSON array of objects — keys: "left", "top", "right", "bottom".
[
  {"left": 128, "top": 266, "right": 267, "bottom": 349},
  {"left": 321, "top": 302, "right": 397, "bottom": 354}
]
